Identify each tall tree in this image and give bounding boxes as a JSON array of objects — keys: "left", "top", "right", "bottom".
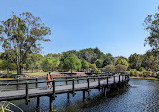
[
  {"left": 63, "top": 54, "right": 81, "bottom": 74},
  {"left": 144, "top": 7, "right": 159, "bottom": 50},
  {"left": 128, "top": 53, "right": 143, "bottom": 70},
  {"left": 0, "top": 12, "right": 51, "bottom": 75},
  {"left": 48, "top": 57, "right": 60, "bottom": 72},
  {"left": 115, "top": 58, "right": 129, "bottom": 67},
  {"left": 81, "top": 58, "right": 89, "bottom": 72},
  {"left": 103, "top": 53, "right": 114, "bottom": 67}
]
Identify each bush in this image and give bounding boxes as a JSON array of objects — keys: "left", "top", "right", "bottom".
[
  {"left": 133, "top": 70, "right": 139, "bottom": 77},
  {"left": 142, "top": 71, "right": 151, "bottom": 77},
  {"left": 139, "top": 67, "right": 145, "bottom": 72},
  {"left": 129, "top": 70, "right": 134, "bottom": 76}
]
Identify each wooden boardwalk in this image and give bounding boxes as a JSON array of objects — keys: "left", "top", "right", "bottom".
[{"left": 0, "top": 74, "right": 129, "bottom": 111}]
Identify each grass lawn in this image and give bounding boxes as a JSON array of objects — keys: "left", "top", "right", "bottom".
[
  {"left": 0, "top": 78, "right": 14, "bottom": 80},
  {"left": 23, "top": 72, "right": 60, "bottom": 76}
]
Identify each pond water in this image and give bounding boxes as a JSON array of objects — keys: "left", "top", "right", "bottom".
[{"left": 2, "top": 79, "right": 159, "bottom": 112}]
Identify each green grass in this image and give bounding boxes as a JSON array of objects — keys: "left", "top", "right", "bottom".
[
  {"left": 130, "top": 76, "right": 158, "bottom": 80},
  {"left": 23, "top": 72, "right": 60, "bottom": 76},
  {"left": 0, "top": 78, "right": 14, "bottom": 80}
]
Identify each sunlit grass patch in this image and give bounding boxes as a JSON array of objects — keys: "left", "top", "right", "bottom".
[
  {"left": 130, "top": 76, "right": 158, "bottom": 80},
  {"left": 0, "top": 78, "right": 14, "bottom": 81}
]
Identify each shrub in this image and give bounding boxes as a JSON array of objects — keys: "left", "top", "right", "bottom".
[
  {"left": 129, "top": 70, "right": 134, "bottom": 76},
  {"left": 142, "top": 71, "right": 151, "bottom": 77}
]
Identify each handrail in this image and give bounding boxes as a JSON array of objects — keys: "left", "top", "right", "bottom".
[
  {"left": 0, "top": 74, "right": 129, "bottom": 86},
  {"left": 0, "top": 72, "right": 127, "bottom": 81}
]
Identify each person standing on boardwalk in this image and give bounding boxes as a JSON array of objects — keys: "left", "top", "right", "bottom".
[
  {"left": 49, "top": 72, "right": 53, "bottom": 88},
  {"left": 49, "top": 72, "right": 53, "bottom": 80},
  {"left": 46, "top": 74, "right": 51, "bottom": 89}
]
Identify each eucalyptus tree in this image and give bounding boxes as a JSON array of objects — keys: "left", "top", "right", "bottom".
[
  {"left": 144, "top": 7, "right": 159, "bottom": 50},
  {"left": 0, "top": 12, "right": 51, "bottom": 74}
]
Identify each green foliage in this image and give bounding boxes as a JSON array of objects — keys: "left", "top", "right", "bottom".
[
  {"left": 129, "top": 70, "right": 134, "bottom": 76},
  {"left": 128, "top": 53, "right": 143, "bottom": 70},
  {"left": 78, "top": 47, "right": 105, "bottom": 64},
  {"left": 81, "top": 58, "right": 89, "bottom": 71},
  {"left": 95, "top": 59, "right": 103, "bottom": 68},
  {"left": 63, "top": 54, "right": 81, "bottom": 73},
  {"left": 40, "top": 56, "right": 60, "bottom": 72},
  {"left": 142, "top": 71, "right": 151, "bottom": 76},
  {"left": 115, "top": 64, "right": 128, "bottom": 72},
  {"left": 0, "top": 12, "right": 51, "bottom": 74},
  {"left": 144, "top": 7, "right": 159, "bottom": 50},
  {"left": 141, "top": 51, "right": 159, "bottom": 71},
  {"left": 24, "top": 53, "right": 43, "bottom": 72},
  {"left": 133, "top": 70, "right": 139, "bottom": 76},
  {"left": 89, "top": 63, "right": 97, "bottom": 71},
  {"left": 61, "top": 50, "right": 77, "bottom": 61},
  {"left": 48, "top": 57, "right": 60, "bottom": 71},
  {"left": 0, "top": 52, "right": 16, "bottom": 73},
  {"left": 139, "top": 67, "right": 146, "bottom": 71},
  {"left": 103, "top": 53, "right": 114, "bottom": 67},
  {"left": 104, "top": 65, "right": 116, "bottom": 72},
  {"left": 116, "top": 58, "right": 129, "bottom": 67}
]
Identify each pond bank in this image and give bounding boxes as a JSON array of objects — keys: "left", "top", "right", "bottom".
[{"left": 130, "top": 76, "right": 158, "bottom": 80}]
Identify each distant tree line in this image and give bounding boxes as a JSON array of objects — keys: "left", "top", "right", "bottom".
[{"left": 1, "top": 45, "right": 159, "bottom": 75}]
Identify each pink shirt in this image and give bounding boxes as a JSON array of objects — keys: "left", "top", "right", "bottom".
[{"left": 50, "top": 74, "right": 53, "bottom": 80}]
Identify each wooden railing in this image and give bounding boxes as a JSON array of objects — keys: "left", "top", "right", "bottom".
[
  {"left": 0, "top": 73, "right": 130, "bottom": 110},
  {"left": 0, "top": 73, "right": 129, "bottom": 91}
]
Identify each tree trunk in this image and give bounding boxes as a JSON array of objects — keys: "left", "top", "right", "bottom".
[
  {"left": 7, "top": 68, "right": 9, "bottom": 75},
  {"left": 51, "top": 67, "right": 53, "bottom": 72},
  {"left": 17, "top": 67, "right": 20, "bottom": 75}
]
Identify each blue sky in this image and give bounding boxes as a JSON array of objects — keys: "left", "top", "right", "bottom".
[{"left": 0, "top": 0, "right": 158, "bottom": 57}]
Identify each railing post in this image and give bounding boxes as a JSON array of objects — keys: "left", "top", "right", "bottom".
[
  {"left": 113, "top": 75, "right": 115, "bottom": 84},
  {"left": 87, "top": 77, "right": 90, "bottom": 91},
  {"left": 77, "top": 76, "right": 79, "bottom": 83},
  {"left": 52, "top": 79, "right": 55, "bottom": 99},
  {"left": 98, "top": 76, "right": 100, "bottom": 91},
  {"left": 122, "top": 75, "right": 124, "bottom": 82},
  {"left": 16, "top": 78, "right": 19, "bottom": 90},
  {"left": 72, "top": 78, "right": 75, "bottom": 97},
  {"left": 66, "top": 76, "right": 68, "bottom": 85},
  {"left": 36, "top": 78, "right": 38, "bottom": 88},
  {"left": 25, "top": 81, "right": 29, "bottom": 105},
  {"left": 119, "top": 75, "right": 120, "bottom": 83},
  {"left": 83, "top": 90, "right": 86, "bottom": 102},
  {"left": 107, "top": 76, "right": 109, "bottom": 88}
]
